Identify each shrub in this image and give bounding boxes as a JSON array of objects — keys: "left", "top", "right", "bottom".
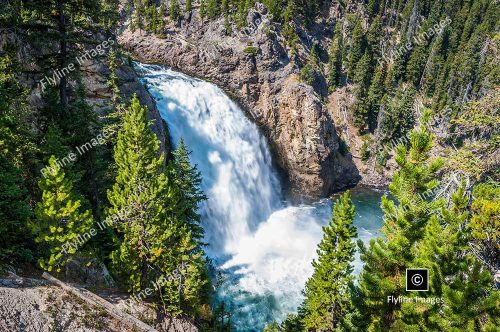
[
  {"left": 360, "top": 136, "right": 374, "bottom": 161},
  {"left": 243, "top": 46, "right": 258, "bottom": 56},
  {"left": 299, "top": 63, "right": 317, "bottom": 86}
]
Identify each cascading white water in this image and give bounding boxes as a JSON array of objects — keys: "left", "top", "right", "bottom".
[
  {"left": 135, "top": 63, "right": 384, "bottom": 331},
  {"left": 135, "top": 63, "right": 281, "bottom": 255}
]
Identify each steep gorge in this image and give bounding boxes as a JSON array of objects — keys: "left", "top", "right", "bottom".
[
  {"left": 117, "top": 2, "right": 361, "bottom": 198},
  {"left": 117, "top": 0, "right": 499, "bottom": 196}
]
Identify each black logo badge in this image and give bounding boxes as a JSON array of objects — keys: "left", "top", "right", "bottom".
[{"left": 406, "top": 269, "right": 429, "bottom": 291}]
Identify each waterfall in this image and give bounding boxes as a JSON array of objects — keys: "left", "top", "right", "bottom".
[
  {"left": 134, "top": 63, "right": 281, "bottom": 254},
  {"left": 135, "top": 63, "right": 384, "bottom": 331}
]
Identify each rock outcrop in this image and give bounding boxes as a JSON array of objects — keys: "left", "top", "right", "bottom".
[
  {"left": 0, "top": 277, "right": 132, "bottom": 332},
  {"left": 0, "top": 273, "right": 198, "bottom": 332},
  {"left": 79, "top": 54, "right": 170, "bottom": 154},
  {"left": 0, "top": 29, "right": 169, "bottom": 156},
  {"left": 117, "top": 4, "right": 360, "bottom": 198}
]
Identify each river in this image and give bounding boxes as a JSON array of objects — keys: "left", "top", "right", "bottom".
[{"left": 135, "top": 63, "right": 385, "bottom": 331}]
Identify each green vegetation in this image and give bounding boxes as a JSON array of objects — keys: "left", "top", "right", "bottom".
[
  {"left": 265, "top": 313, "right": 303, "bottom": 332},
  {"left": 349, "top": 113, "right": 499, "bottom": 330},
  {"left": 0, "top": 43, "right": 36, "bottom": 264},
  {"left": 327, "top": 23, "right": 343, "bottom": 92},
  {"left": 31, "top": 156, "right": 94, "bottom": 272},
  {"left": 268, "top": 112, "right": 500, "bottom": 331},
  {"left": 360, "top": 136, "right": 373, "bottom": 162},
  {"left": 1, "top": 0, "right": 212, "bottom": 325},
  {"left": 168, "top": 139, "right": 207, "bottom": 243},
  {"left": 299, "top": 63, "right": 317, "bottom": 86},
  {"left": 323, "top": 0, "right": 499, "bottom": 153},
  {"left": 243, "top": 46, "right": 259, "bottom": 56},
  {"left": 170, "top": 0, "right": 181, "bottom": 22},
  {"left": 446, "top": 92, "right": 500, "bottom": 180},
  {"left": 301, "top": 192, "right": 357, "bottom": 330},
  {"left": 1, "top": 0, "right": 499, "bottom": 330},
  {"left": 0, "top": 155, "right": 31, "bottom": 263},
  {"left": 108, "top": 96, "right": 209, "bottom": 316},
  {"left": 124, "top": 0, "right": 498, "bottom": 149}
]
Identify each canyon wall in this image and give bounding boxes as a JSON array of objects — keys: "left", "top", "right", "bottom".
[{"left": 117, "top": 4, "right": 361, "bottom": 198}]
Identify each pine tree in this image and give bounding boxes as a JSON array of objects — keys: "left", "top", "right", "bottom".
[
  {"left": 352, "top": 51, "right": 372, "bottom": 132},
  {"left": 299, "top": 0, "right": 320, "bottom": 26},
  {"left": 392, "top": 35, "right": 410, "bottom": 82},
  {"left": 281, "top": 314, "right": 304, "bottom": 331},
  {"left": 41, "top": 123, "right": 70, "bottom": 163},
  {"left": 301, "top": 192, "right": 357, "bottom": 330},
  {"left": 378, "top": 86, "right": 416, "bottom": 141},
  {"left": 0, "top": 155, "right": 31, "bottom": 264},
  {"left": 422, "top": 34, "right": 446, "bottom": 98},
  {"left": 100, "top": 0, "right": 120, "bottom": 29},
  {"left": 67, "top": 76, "right": 104, "bottom": 209},
  {"left": 367, "top": 15, "right": 383, "bottom": 58},
  {"left": 213, "top": 302, "right": 232, "bottom": 331},
  {"left": 264, "top": 314, "right": 304, "bottom": 332},
  {"left": 146, "top": 4, "right": 158, "bottom": 32},
  {"left": 107, "top": 96, "right": 209, "bottom": 315},
  {"left": 223, "top": 13, "right": 231, "bottom": 34},
  {"left": 200, "top": 0, "right": 206, "bottom": 20},
  {"left": 221, "top": 0, "right": 228, "bottom": 16},
  {"left": 107, "top": 48, "right": 122, "bottom": 110},
  {"left": 349, "top": 112, "right": 446, "bottom": 330},
  {"left": 236, "top": 0, "right": 246, "bottom": 27},
  {"left": 206, "top": 0, "right": 219, "bottom": 19},
  {"left": 186, "top": 0, "right": 192, "bottom": 12},
  {"left": 0, "top": 42, "right": 38, "bottom": 196},
  {"left": 31, "top": 156, "right": 93, "bottom": 272},
  {"left": 469, "top": 182, "right": 500, "bottom": 276},
  {"left": 132, "top": 0, "right": 144, "bottom": 32},
  {"left": 349, "top": 110, "right": 500, "bottom": 329},
  {"left": 263, "top": 321, "right": 280, "bottom": 332},
  {"left": 367, "top": 0, "right": 381, "bottom": 17},
  {"left": 328, "top": 29, "right": 343, "bottom": 91},
  {"left": 406, "top": 44, "right": 427, "bottom": 87},
  {"left": 414, "top": 186, "right": 500, "bottom": 330},
  {"left": 107, "top": 94, "right": 172, "bottom": 296},
  {"left": 168, "top": 139, "right": 207, "bottom": 242},
  {"left": 262, "top": 0, "right": 280, "bottom": 19},
  {"left": 156, "top": 4, "right": 166, "bottom": 34},
  {"left": 348, "top": 18, "right": 366, "bottom": 79},
  {"left": 170, "top": 0, "right": 181, "bottom": 22},
  {"left": 367, "top": 62, "right": 387, "bottom": 131},
  {"left": 22, "top": 0, "right": 103, "bottom": 109},
  {"left": 282, "top": 0, "right": 299, "bottom": 52},
  {"left": 354, "top": 50, "right": 372, "bottom": 87}
]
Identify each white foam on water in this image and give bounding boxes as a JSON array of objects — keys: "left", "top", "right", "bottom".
[{"left": 135, "top": 63, "right": 383, "bottom": 331}]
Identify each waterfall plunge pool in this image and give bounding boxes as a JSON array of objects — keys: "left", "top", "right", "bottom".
[{"left": 135, "top": 63, "right": 385, "bottom": 331}]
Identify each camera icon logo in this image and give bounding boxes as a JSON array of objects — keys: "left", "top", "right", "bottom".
[{"left": 406, "top": 268, "right": 429, "bottom": 291}]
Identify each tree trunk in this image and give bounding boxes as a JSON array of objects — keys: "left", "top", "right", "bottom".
[{"left": 57, "top": 0, "right": 68, "bottom": 109}]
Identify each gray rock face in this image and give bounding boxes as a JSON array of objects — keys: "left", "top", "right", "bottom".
[
  {"left": 0, "top": 29, "right": 169, "bottom": 158},
  {"left": 118, "top": 7, "right": 360, "bottom": 198},
  {"left": 80, "top": 56, "right": 170, "bottom": 155},
  {"left": 0, "top": 274, "right": 199, "bottom": 332},
  {"left": 64, "top": 257, "right": 116, "bottom": 288},
  {"left": 0, "top": 283, "right": 131, "bottom": 332}
]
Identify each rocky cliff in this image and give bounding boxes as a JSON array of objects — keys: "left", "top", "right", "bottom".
[
  {"left": 79, "top": 50, "right": 170, "bottom": 155},
  {"left": 0, "top": 29, "right": 170, "bottom": 156},
  {"left": 117, "top": 3, "right": 360, "bottom": 198}
]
